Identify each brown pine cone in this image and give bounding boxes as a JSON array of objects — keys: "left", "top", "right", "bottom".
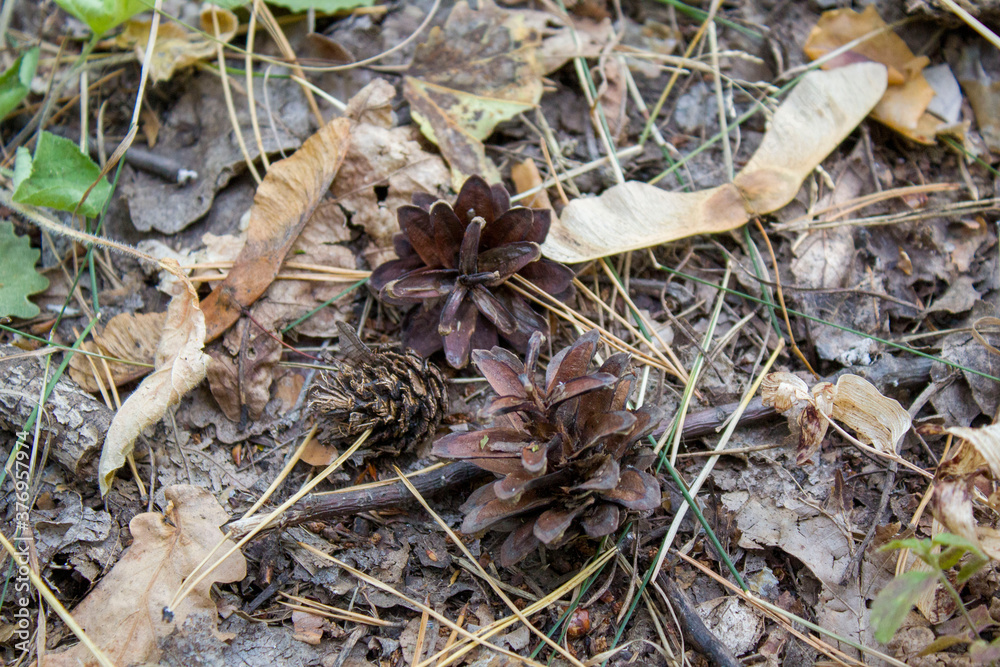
[
  {"left": 307, "top": 322, "right": 448, "bottom": 454},
  {"left": 433, "top": 329, "right": 662, "bottom": 566}
]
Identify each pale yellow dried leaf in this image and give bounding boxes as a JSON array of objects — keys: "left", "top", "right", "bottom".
[
  {"left": 117, "top": 6, "right": 238, "bottom": 83},
  {"left": 830, "top": 374, "right": 911, "bottom": 454},
  {"left": 542, "top": 63, "right": 888, "bottom": 263},
  {"left": 945, "top": 423, "right": 1000, "bottom": 479},
  {"left": 760, "top": 372, "right": 811, "bottom": 413},
  {"left": 42, "top": 485, "right": 246, "bottom": 667},
  {"left": 99, "top": 287, "right": 209, "bottom": 495}
]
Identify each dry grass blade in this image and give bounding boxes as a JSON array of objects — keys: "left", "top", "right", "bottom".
[
  {"left": 295, "top": 541, "right": 545, "bottom": 666},
  {"left": 418, "top": 550, "right": 618, "bottom": 667},
  {"left": 0, "top": 531, "right": 115, "bottom": 667},
  {"left": 278, "top": 593, "right": 395, "bottom": 627},
  {"left": 166, "top": 427, "right": 373, "bottom": 614},
  {"left": 392, "top": 465, "right": 587, "bottom": 667},
  {"left": 508, "top": 275, "right": 678, "bottom": 376},
  {"left": 675, "top": 550, "right": 909, "bottom": 667}
]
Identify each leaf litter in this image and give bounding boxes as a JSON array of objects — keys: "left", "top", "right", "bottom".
[{"left": 4, "top": 0, "right": 1000, "bottom": 666}]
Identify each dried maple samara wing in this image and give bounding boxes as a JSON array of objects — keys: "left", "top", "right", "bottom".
[{"left": 541, "top": 63, "right": 887, "bottom": 263}]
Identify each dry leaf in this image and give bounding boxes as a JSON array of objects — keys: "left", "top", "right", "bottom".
[
  {"left": 292, "top": 610, "right": 327, "bottom": 645},
  {"left": 334, "top": 80, "right": 451, "bottom": 274},
  {"left": 510, "top": 158, "right": 553, "bottom": 210},
  {"left": 541, "top": 63, "right": 888, "bottom": 263},
  {"left": 762, "top": 372, "right": 911, "bottom": 464},
  {"left": 42, "top": 485, "right": 246, "bottom": 667},
  {"left": 761, "top": 371, "right": 811, "bottom": 413},
  {"left": 200, "top": 117, "right": 351, "bottom": 343},
  {"left": 803, "top": 5, "right": 942, "bottom": 144},
  {"left": 956, "top": 44, "right": 1000, "bottom": 152},
  {"left": 99, "top": 286, "right": 210, "bottom": 495},
  {"left": 206, "top": 319, "right": 283, "bottom": 423},
  {"left": 403, "top": 0, "right": 543, "bottom": 186},
  {"left": 117, "top": 7, "right": 239, "bottom": 83},
  {"left": 944, "top": 424, "right": 1000, "bottom": 478},
  {"left": 69, "top": 312, "right": 164, "bottom": 392},
  {"left": 830, "top": 374, "right": 911, "bottom": 455},
  {"left": 933, "top": 480, "right": 980, "bottom": 546}
]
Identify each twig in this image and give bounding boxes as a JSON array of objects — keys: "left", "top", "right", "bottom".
[{"left": 656, "top": 570, "right": 740, "bottom": 667}]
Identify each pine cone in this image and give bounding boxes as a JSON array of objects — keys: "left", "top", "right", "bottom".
[
  {"left": 308, "top": 322, "right": 447, "bottom": 454},
  {"left": 432, "top": 330, "right": 662, "bottom": 566},
  {"left": 368, "top": 175, "right": 575, "bottom": 369}
]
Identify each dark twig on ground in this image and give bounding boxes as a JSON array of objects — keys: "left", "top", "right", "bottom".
[{"left": 657, "top": 568, "right": 741, "bottom": 667}]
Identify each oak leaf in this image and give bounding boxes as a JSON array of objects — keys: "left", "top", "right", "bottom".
[{"left": 42, "top": 485, "right": 246, "bottom": 667}]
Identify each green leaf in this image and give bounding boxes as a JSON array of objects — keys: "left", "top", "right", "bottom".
[
  {"left": 0, "top": 47, "right": 39, "bottom": 121},
  {"left": 956, "top": 550, "right": 988, "bottom": 586},
  {"left": 882, "top": 537, "right": 931, "bottom": 558},
  {"left": 55, "top": 0, "right": 146, "bottom": 34},
  {"left": 12, "top": 131, "right": 112, "bottom": 218},
  {"left": 932, "top": 532, "right": 985, "bottom": 553},
  {"left": 0, "top": 221, "right": 49, "bottom": 319},
  {"left": 871, "top": 571, "right": 937, "bottom": 644}
]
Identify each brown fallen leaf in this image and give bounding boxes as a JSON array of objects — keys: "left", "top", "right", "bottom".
[
  {"left": 69, "top": 312, "right": 164, "bottom": 392},
  {"left": 200, "top": 117, "right": 351, "bottom": 343},
  {"left": 99, "top": 285, "right": 210, "bottom": 495},
  {"left": 803, "top": 5, "right": 942, "bottom": 144},
  {"left": 42, "top": 485, "right": 246, "bottom": 667},
  {"left": 116, "top": 6, "right": 239, "bottom": 83},
  {"left": 333, "top": 79, "right": 450, "bottom": 275},
  {"left": 541, "top": 63, "right": 888, "bottom": 263},
  {"left": 206, "top": 319, "right": 283, "bottom": 423},
  {"left": 403, "top": 0, "right": 544, "bottom": 186}
]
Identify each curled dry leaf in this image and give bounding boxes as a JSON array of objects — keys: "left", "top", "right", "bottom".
[
  {"left": 99, "top": 286, "right": 210, "bottom": 495},
  {"left": 541, "top": 63, "right": 888, "bottom": 263},
  {"left": 69, "top": 312, "right": 164, "bottom": 392},
  {"left": 945, "top": 424, "right": 1000, "bottom": 478},
  {"left": 830, "top": 374, "right": 910, "bottom": 455},
  {"left": 200, "top": 117, "right": 351, "bottom": 343},
  {"left": 760, "top": 372, "right": 811, "bottom": 413},
  {"left": 403, "top": 0, "right": 543, "bottom": 186},
  {"left": 42, "top": 485, "right": 246, "bottom": 667},
  {"left": 933, "top": 480, "right": 980, "bottom": 546},
  {"left": 116, "top": 6, "right": 238, "bottom": 83},
  {"left": 762, "top": 372, "right": 911, "bottom": 464}
]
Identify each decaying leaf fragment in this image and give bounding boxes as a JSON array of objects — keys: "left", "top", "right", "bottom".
[
  {"left": 99, "top": 285, "right": 210, "bottom": 495},
  {"left": 200, "top": 117, "right": 351, "bottom": 343},
  {"left": 69, "top": 312, "right": 164, "bottom": 392},
  {"left": 116, "top": 6, "right": 238, "bottom": 83},
  {"left": 928, "top": 425, "right": 1000, "bottom": 560},
  {"left": 762, "top": 372, "right": 911, "bottom": 464},
  {"left": 542, "top": 63, "right": 888, "bottom": 263},
  {"left": 403, "top": 0, "right": 543, "bottom": 186},
  {"left": 43, "top": 485, "right": 246, "bottom": 667},
  {"left": 944, "top": 423, "right": 1000, "bottom": 478},
  {"left": 803, "top": 5, "right": 943, "bottom": 144}
]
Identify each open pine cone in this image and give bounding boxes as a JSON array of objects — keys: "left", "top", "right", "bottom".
[
  {"left": 433, "top": 330, "right": 662, "bottom": 566},
  {"left": 369, "top": 175, "right": 574, "bottom": 368},
  {"left": 307, "top": 322, "right": 447, "bottom": 455}
]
